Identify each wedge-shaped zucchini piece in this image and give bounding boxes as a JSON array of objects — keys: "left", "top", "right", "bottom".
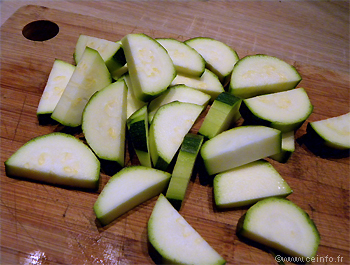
[
  {"left": 166, "top": 133, "right": 204, "bottom": 210},
  {"left": 123, "top": 74, "right": 147, "bottom": 119},
  {"left": 185, "top": 37, "right": 239, "bottom": 82},
  {"left": 171, "top": 69, "right": 224, "bottom": 101},
  {"left": 127, "top": 105, "right": 152, "bottom": 167},
  {"left": 229, "top": 54, "right": 302, "bottom": 99},
  {"left": 51, "top": 47, "right": 112, "bottom": 127},
  {"left": 149, "top": 101, "right": 204, "bottom": 171},
  {"left": 198, "top": 92, "right": 242, "bottom": 139},
  {"left": 307, "top": 112, "right": 350, "bottom": 150},
  {"left": 148, "top": 84, "right": 211, "bottom": 123},
  {"left": 148, "top": 194, "right": 226, "bottom": 265},
  {"left": 201, "top": 126, "right": 281, "bottom": 175},
  {"left": 94, "top": 166, "right": 171, "bottom": 225},
  {"left": 270, "top": 131, "right": 295, "bottom": 163},
  {"left": 5, "top": 132, "right": 100, "bottom": 190},
  {"left": 237, "top": 197, "right": 320, "bottom": 259},
  {"left": 240, "top": 87, "right": 313, "bottom": 132},
  {"left": 37, "top": 59, "right": 75, "bottom": 124},
  {"left": 121, "top": 33, "right": 176, "bottom": 102},
  {"left": 157, "top": 38, "right": 205, "bottom": 77},
  {"left": 82, "top": 79, "right": 127, "bottom": 169},
  {"left": 74, "top": 35, "right": 126, "bottom": 75},
  {"left": 214, "top": 160, "right": 292, "bottom": 208}
]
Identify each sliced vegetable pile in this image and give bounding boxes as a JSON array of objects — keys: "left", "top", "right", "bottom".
[{"left": 5, "top": 32, "right": 350, "bottom": 264}]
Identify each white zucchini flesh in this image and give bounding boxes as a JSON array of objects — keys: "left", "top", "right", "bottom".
[
  {"left": 241, "top": 87, "right": 313, "bottom": 132},
  {"left": 36, "top": 60, "right": 75, "bottom": 121},
  {"left": 308, "top": 112, "right": 350, "bottom": 149},
  {"left": 185, "top": 37, "right": 239, "bottom": 81},
  {"left": 201, "top": 126, "right": 282, "bottom": 175},
  {"left": 165, "top": 133, "right": 204, "bottom": 210},
  {"left": 270, "top": 131, "right": 295, "bottom": 163},
  {"left": 94, "top": 166, "right": 171, "bottom": 226},
  {"left": 198, "top": 92, "right": 242, "bottom": 139},
  {"left": 148, "top": 194, "right": 226, "bottom": 265},
  {"left": 213, "top": 160, "right": 292, "bottom": 208},
  {"left": 123, "top": 74, "right": 147, "bottom": 119},
  {"left": 171, "top": 69, "right": 224, "bottom": 101},
  {"left": 156, "top": 38, "right": 205, "bottom": 77},
  {"left": 51, "top": 47, "right": 112, "bottom": 127},
  {"left": 82, "top": 79, "right": 127, "bottom": 166},
  {"left": 4, "top": 132, "right": 100, "bottom": 190},
  {"left": 149, "top": 101, "right": 204, "bottom": 171},
  {"left": 148, "top": 84, "right": 211, "bottom": 123},
  {"left": 121, "top": 33, "right": 176, "bottom": 102},
  {"left": 229, "top": 54, "right": 302, "bottom": 99},
  {"left": 126, "top": 105, "right": 152, "bottom": 168},
  {"left": 238, "top": 197, "right": 320, "bottom": 259},
  {"left": 74, "top": 35, "right": 126, "bottom": 74}
]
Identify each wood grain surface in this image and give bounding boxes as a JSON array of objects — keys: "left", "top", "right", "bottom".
[{"left": 1, "top": 3, "right": 349, "bottom": 265}]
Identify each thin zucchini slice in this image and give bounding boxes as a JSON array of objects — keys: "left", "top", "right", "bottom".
[
  {"left": 37, "top": 59, "right": 75, "bottom": 124},
  {"left": 127, "top": 105, "right": 152, "bottom": 167},
  {"left": 123, "top": 74, "right": 147, "bottom": 118},
  {"left": 157, "top": 38, "right": 205, "bottom": 77},
  {"left": 229, "top": 54, "right": 302, "bottom": 99},
  {"left": 185, "top": 37, "right": 239, "bottom": 82},
  {"left": 269, "top": 131, "right": 295, "bottom": 163},
  {"left": 240, "top": 87, "right": 313, "bottom": 132},
  {"left": 5, "top": 132, "right": 100, "bottom": 190},
  {"left": 213, "top": 160, "right": 292, "bottom": 208},
  {"left": 82, "top": 79, "right": 127, "bottom": 170},
  {"left": 166, "top": 133, "right": 204, "bottom": 210},
  {"left": 171, "top": 69, "right": 224, "bottom": 101},
  {"left": 74, "top": 35, "right": 126, "bottom": 75},
  {"left": 201, "top": 126, "right": 282, "bottom": 175},
  {"left": 51, "top": 47, "right": 112, "bottom": 127},
  {"left": 121, "top": 33, "right": 176, "bottom": 102},
  {"left": 307, "top": 112, "right": 350, "bottom": 150},
  {"left": 148, "top": 84, "right": 211, "bottom": 124},
  {"left": 149, "top": 101, "right": 204, "bottom": 171},
  {"left": 148, "top": 194, "right": 226, "bottom": 265},
  {"left": 237, "top": 197, "right": 320, "bottom": 259},
  {"left": 94, "top": 166, "right": 170, "bottom": 225},
  {"left": 198, "top": 92, "right": 242, "bottom": 139}
]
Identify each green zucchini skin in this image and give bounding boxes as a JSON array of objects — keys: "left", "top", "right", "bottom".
[{"left": 303, "top": 123, "right": 350, "bottom": 158}]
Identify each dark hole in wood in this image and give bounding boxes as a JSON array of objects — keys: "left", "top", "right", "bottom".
[{"left": 22, "top": 20, "right": 59, "bottom": 41}]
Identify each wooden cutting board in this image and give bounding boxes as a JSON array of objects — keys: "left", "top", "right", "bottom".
[{"left": 1, "top": 5, "right": 349, "bottom": 264}]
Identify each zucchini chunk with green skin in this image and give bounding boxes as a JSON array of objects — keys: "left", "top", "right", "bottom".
[
  {"left": 149, "top": 101, "right": 204, "bottom": 171},
  {"left": 307, "top": 112, "right": 350, "bottom": 150},
  {"left": 121, "top": 33, "right": 176, "bottom": 102},
  {"left": 51, "top": 47, "right": 112, "bottom": 127},
  {"left": 166, "top": 133, "right": 204, "bottom": 210},
  {"left": 5, "top": 132, "right": 100, "bottom": 190},
  {"left": 201, "top": 126, "right": 282, "bottom": 175},
  {"left": 237, "top": 197, "right": 320, "bottom": 259},
  {"left": 156, "top": 38, "right": 205, "bottom": 77},
  {"left": 213, "top": 160, "right": 292, "bottom": 209},
  {"left": 185, "top": 37, "right": 239, "bottom": 82},
  {"left": 123, "top": 74, "right": 147, "bottom": 119},
  {"left": 198, "top": 92, "right": 242, "bottom": 139},
  {"left": 148, "top": 84, "right": 211, "bottom": 124},
  {"left": 270, "top": 131, "right": 295, "bottom": 163},
  {"left": 94, "top": 166, "right": 171, "bottom": 226},
  {"left": 240, "top": 87, "right": 313, "bottom": 132},
  {"left": 82, "top": 79, "right": 127, "bottom": 169},
  {"left": 37, "top": 59, "right": 75, "bottom": 124},
  {"left": 148, "top": 194, "right": 226, "bottom": 265},
  {"left": 127, "top": 105, "right": 152, "bottom": 167},
  {"left": 229, "top": 54, "right": 302, "bottom": 99},
  {"left": 171, "top": 69, "right": 224, "bottom": 101},
  {"left": 74, "top": 35, "right": 126, "bottom": 75}
]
